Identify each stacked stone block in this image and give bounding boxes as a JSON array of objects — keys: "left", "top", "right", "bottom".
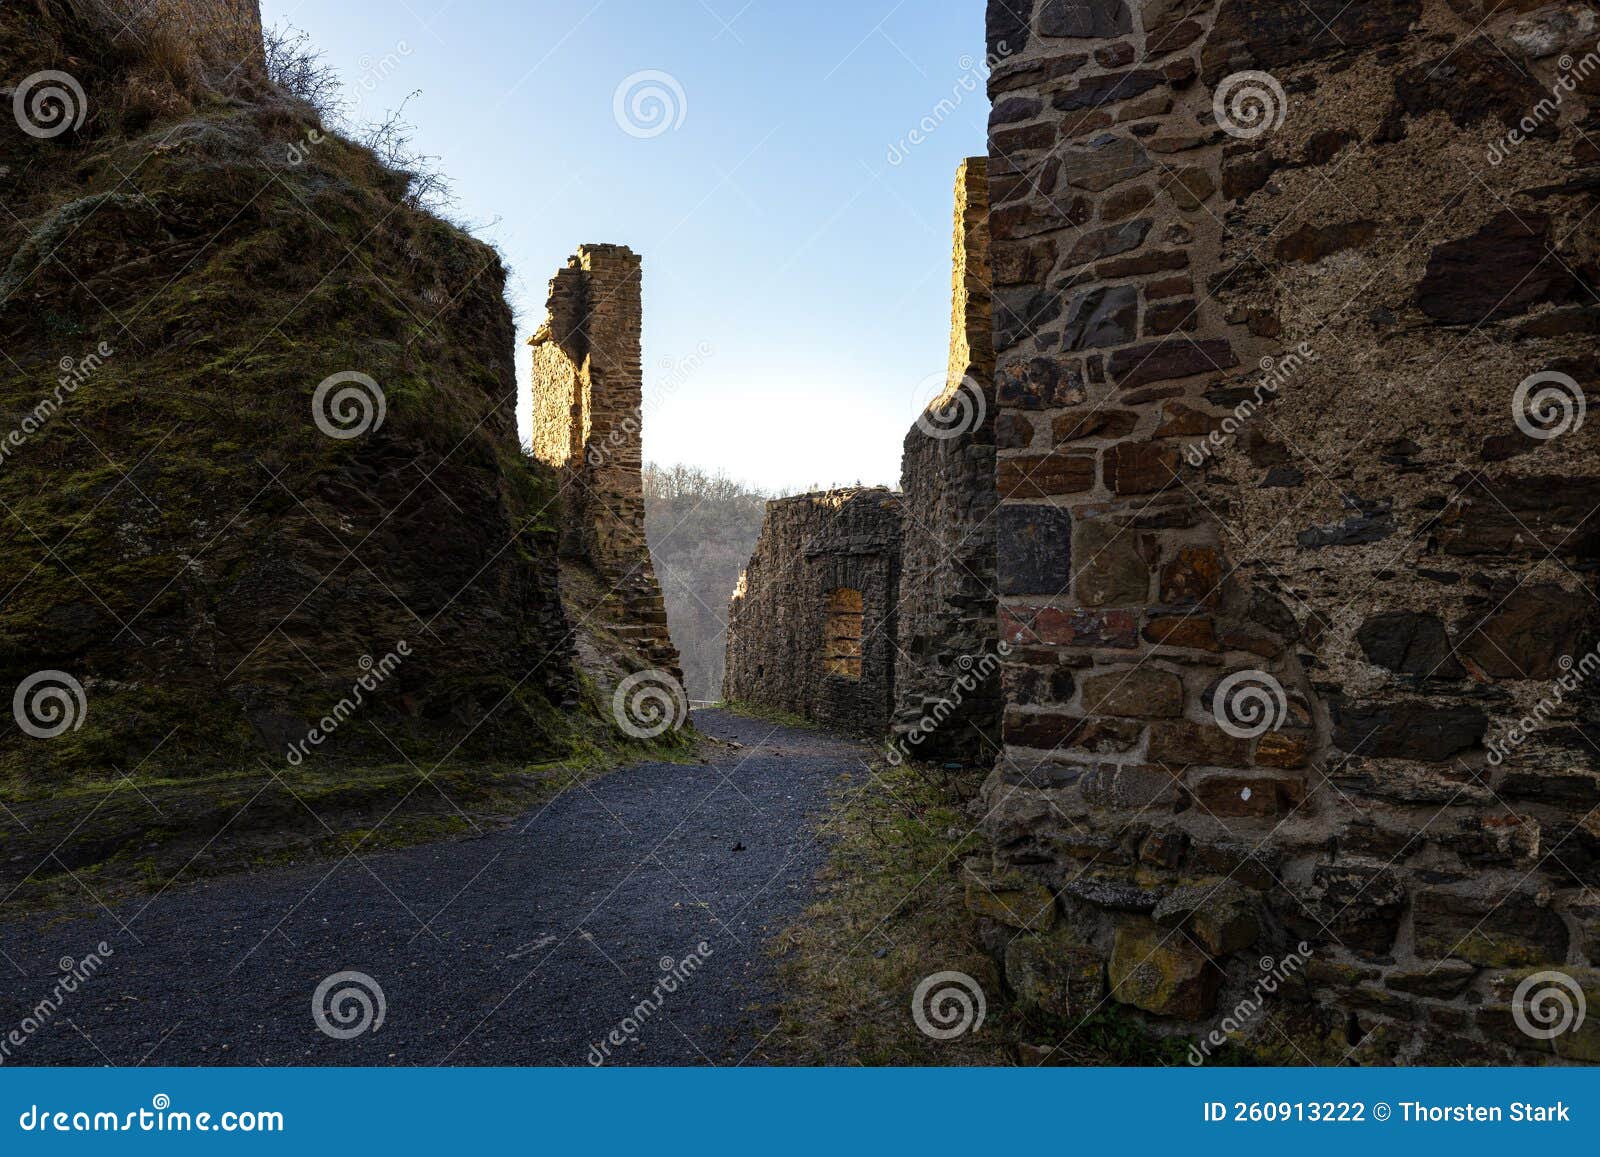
[
  {"left": 980, "top": 0, "right": 1600, "bottom": 1062},
  {"left": 894, "top": 158, "right": 1005, "bottom": 765},
  {"left": 530, "top": 246, "right": 680, "bottom": 681},
  {"left": 725, "top": 489, "right": 902, "bottom": 737}
]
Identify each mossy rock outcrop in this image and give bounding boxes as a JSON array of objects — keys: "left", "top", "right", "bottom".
[{"left": 0, "top": 2, "right": 577, "bottom": 786}]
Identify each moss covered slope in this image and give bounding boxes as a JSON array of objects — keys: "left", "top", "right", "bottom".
[{"left": 0, "top": 4, "right": 579, "bottom": 789}]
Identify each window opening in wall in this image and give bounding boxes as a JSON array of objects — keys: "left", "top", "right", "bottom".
[{"left": 824, "top": 588, "right": 864, "bottom": 679}]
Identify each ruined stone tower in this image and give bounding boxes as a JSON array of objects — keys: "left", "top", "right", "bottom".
[
  {"left": 978, "top": 0, "right": 1600, "bottom": 1063},
  {"left": 894, "top": 157, "right": 1003, "bottom": 764},
  {"left": 530, "top": 245, "right": 680, "bottom": 681}
]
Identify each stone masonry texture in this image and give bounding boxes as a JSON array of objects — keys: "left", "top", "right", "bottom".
[
  {"left": 530, "top": 246, "right": 680, "bottom": 682},
  {"left": 725, "top": 489, "right": 902, "bottom": 737},
  {"left": 981, "top": 0, "right": 1600, "bottom": 1062},
  {"left": 894, "top": 158, "right": 1006, "bottom": 766}
]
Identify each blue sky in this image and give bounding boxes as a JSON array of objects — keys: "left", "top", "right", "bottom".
[{"left": 260, "top": 0, "right": 989, "bottom": 493}]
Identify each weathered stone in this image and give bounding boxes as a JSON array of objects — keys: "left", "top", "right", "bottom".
[
  {"left": 1065, "top": 218, "right": 1152, "bottom": 265},
  {"left": 964, "top": 863, "right": 1058, "bottom": 931},
  {"left": 1082, "top": 668, "right": 1184, "bottom": 718},
  {"left": 1052, "top": 69, "right": 1164, "bottom": 112},
  {"left": 998, "top": 356, "right": 1086, "bottom": 409},
  {"left": 1144, "top": 299, "right": 1198, "bottom": 335},
  {"left": 1254, "top": 731, "right": 1312, "bottom": 769},
  {"left": 1102, "top": 183, "right": 1155, "bottom": 221},
  {"left": 1053, "top": 409, "right": 1139, "bottom": 443},
  {"left": 1038, "top": 0, "right": 1131, "bottom": 38},
  {"left": 1275, "top": 220, "right": 1377, "bottom": 263},
  {"left": 1396, "top": 43, "right": 1546, "bottom": 128},
  {"left": 1201, "top": 0, "right": 1421, "bottom": 83},
  {"left": 1153, "top": 882, "right": 1260, "bottom": 955},
  {"left": 1005, "top": 931, "right": 1106, "bottom": 1017},
  {"left": 1418, "top": 212, "right": 1579, "bottom": 325},
  {"left": 1413, "top": 889, "right": 1570, "bottom": 968},
  {"left": 1143, "top": 615, "right": 1221, "bottom": 651},
  {"left": 1384, "top": 961, "right": 1478, "bottom": 999},
  {"left": 997, "top": 504, "right": 1074, "bottom": 596},
  {"left": 1147, "top": 721, "right": 1251, "bottom": 768},
  {"left": 999, "top": 452, "right": 1097, "bottom": 497},
  {"left": 1355, "top": 611, "right": 1463, "bottom": 679},
  {"left": 1062, "top": 284, "right": 1139, "bottom": 349},
  {"left": 1104, "top": 441, "right": 1182, "bottom": 494},
  {"left": 995, "top": 287, "right": 1065, "bottom": 348},
  {"left": 1160, "top": 546, "right": 1223, "bottom": 607},
  {"left": 1062, "top": 135, "right": 1153, "bottom": 192},
  {"left": 1002, "top": 606, "right": 1140, "bottom": 649},
  {"left": 1331, "top": 701, "right": 1486, "bottom": 762},
  {"left": 989, "top": 0, "right": 1034, "bottom": 57},
  {"left": 1074, "top": 518, "right": 1152, "bottom": 607},
  {"left": 1107, "top": 339, "right": 1238, "bottom": 388},
  {"left": 1308, "top": 864, "right": 1406, "bottom": 956},
  {"left": 1296, "top": 513, "right": 1396, "bottom": 548},
  {"left": 1457, "top": 583, "right": 1593, "bottom": 679},
  {"left": 1004, "top": 710, "right": 1143, "bottom": 753},
  {"left": 1080, "top": 762, "right": 1184, "bottom": 810},
  {"left": 1109, "top": 923, "right": 1221, "bottom": 1018},
  {"left": 1165, "top": 166, "right": 1214, "bottom": 211},
  {"left": 1191, "top": 772, "right": 1306, "bottom": 818}
]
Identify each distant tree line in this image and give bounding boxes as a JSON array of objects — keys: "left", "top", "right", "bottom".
[{"left": 643, "top": 464, "right": 775, "bottom": 702}]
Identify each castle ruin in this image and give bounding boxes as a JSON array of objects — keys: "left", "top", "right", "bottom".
[
  {"left": 723, "top": 0, "right": 1600, "bottom": 1063},
  {"left": 530, "top": 245, "right": 680, "bottom": 683},
  {"left": 725, "top": 489, "right": 903, "bottom": 736},
  {"left": 976, "top": 0, "right": 1600, "bottom": 1062}
]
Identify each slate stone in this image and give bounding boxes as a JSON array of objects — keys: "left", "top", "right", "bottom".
[
  {"left": 997, "top": 503, "right": 1074, "bottom": 595},
  {"left": 1418, "top": 211, "right": 1578, "bottom": 325},
  {"left": 1457, "top": 583, "right": 1594, "bottom": 680},
  {"left": 1037, "top": 0, "right": 1131, "bottom": 38},
  {"left": 1062, "top": 285, "right": 1139, "bottom": 350},
  {"left": 1355, "top": 610, "right": 1464, "bottom": 678},
  {"left": 1332, "top": 700, "right": 1487, "bottom": 762}
]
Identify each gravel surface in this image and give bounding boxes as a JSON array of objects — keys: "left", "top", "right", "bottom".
[{"left": 0, "top": 710, "right": 867, "bottom": 1067}]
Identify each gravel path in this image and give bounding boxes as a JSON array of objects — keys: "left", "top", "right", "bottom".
[{"left": 0, "top": 710, "right": 867, "bottom": 1067}]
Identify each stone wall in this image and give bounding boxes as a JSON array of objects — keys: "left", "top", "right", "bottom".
[
  {"left": 530, "top": 245, "right": 680, "bottom": 680},
  {"left": 725, "top": 489, "right": 902, "bottom": 736},
  {"left": 894, "top": 158, "right": 1005, "bottom": 765},
  {"left": 980, "top": 0, "right": 1600, "bottom": 1062}
]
